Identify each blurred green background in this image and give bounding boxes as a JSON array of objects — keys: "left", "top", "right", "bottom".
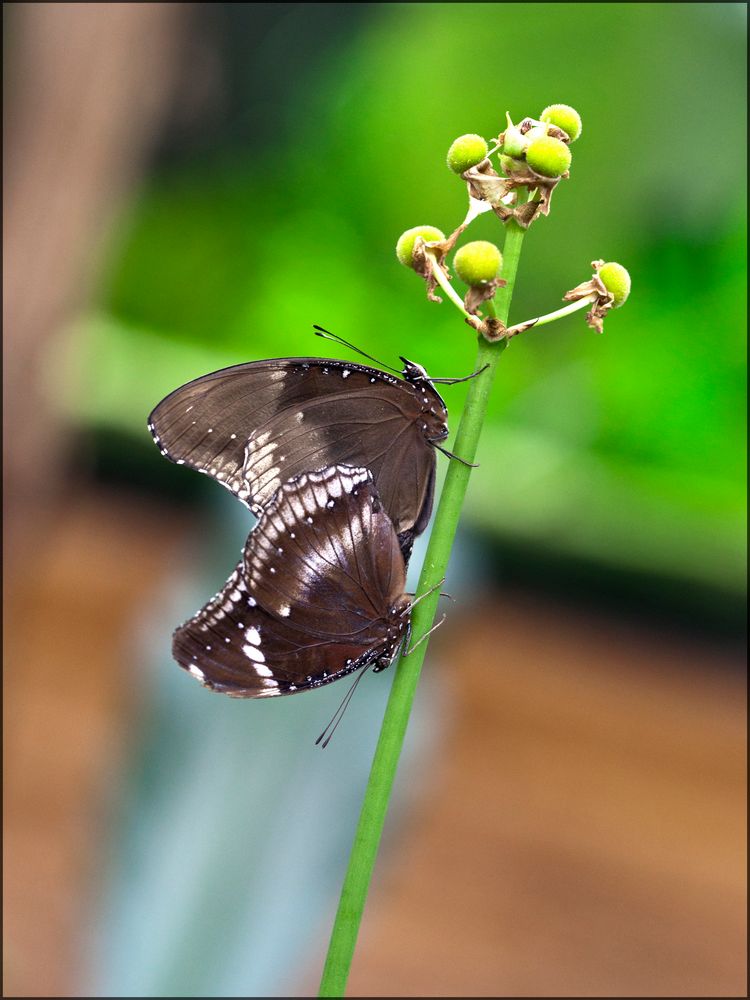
[{"left": 62, "top": 1, "right": 746, "bottom": 631}]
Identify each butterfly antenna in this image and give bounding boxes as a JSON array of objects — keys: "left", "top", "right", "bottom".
[
  {"left": 429, "top": 363, "right": 490, "bottom": 385},
  {"left": 405, "top": 614, "right": 447, "bottom": 656},
  {"left": 312, "top": 325, "right": 402, "bottom": 376},
  {"left": 432, "top": 442, "right": 480, "bottom": 468},
  {"left": 406, "top": 590, "right": 455, "bottom": 602},
  {"left": 315, "top": 664, "right": 371, "bottom": 749}
]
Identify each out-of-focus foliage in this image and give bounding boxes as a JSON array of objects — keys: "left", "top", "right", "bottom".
[{"left": 61, "top": 2, "right": 746, "bottom": 610}]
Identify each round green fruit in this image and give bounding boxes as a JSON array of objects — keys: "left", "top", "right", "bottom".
[
  {"left": 396, "top": 226, "right": 446, "bottom": 269},
  {"left": 453, "top": 241, "right": 503, "bottom": 286},
  {"left": 526, "top": 135, "right": 572, "bottom": 178},
  {"left": 446, "top": 133, "right": 488, "bottom": 174},
  {"left": 540, "top": 104, "right": 582, "bottom": 142},
  {"left": 598, "top": 262, "right": 631, "bottom": 306}
]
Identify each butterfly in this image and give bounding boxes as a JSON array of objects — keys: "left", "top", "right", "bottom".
[
  {"left": 148, "top": 343, "right": 453, "bottom": 559},
  {"left": 172, "top": 464, "right": 412, "bottom": 700}
]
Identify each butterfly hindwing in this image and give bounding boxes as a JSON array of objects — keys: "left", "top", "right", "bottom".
[{"left": 244, "top": 465, "right": 407, "bottom": 637}]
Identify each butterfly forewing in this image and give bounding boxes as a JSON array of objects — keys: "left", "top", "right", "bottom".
[
  {"left": 148, "top": 361, "right": 299, "bottom": 499},
  {"left": 172, "top": 466, "right": 410, "bottom": 697},
  {"left": 240, "top": 387, "right": 436, "bottom": 537}
]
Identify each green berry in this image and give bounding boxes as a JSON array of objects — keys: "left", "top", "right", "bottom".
[
  {"left": 396, "top": 226, "right": 446, "bottom": 269},
  {"left": 446, "top": 133, "right": 488, "bottom": 174},
  {"left": 526, "top": 135, "right": 572, "bottom": 178},
  {"left": 540, "top": 104, "right": 582, "bottom": 142},
  {"left": 453, "top": 241, "right": 503, "bottom": 286},
  {"left": 598, "top": 262, "right": 631, "bottom": 307}
]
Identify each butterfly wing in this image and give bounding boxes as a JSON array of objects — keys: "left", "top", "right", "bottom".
[
  {"left": 172, "top": 563, "right": 382, "bottom": 697},
  {"left": 172, "top": 465, "right": 409, "bottom": 697},
  {"left": 394, "top": 456, "right": 436, "bottom": 566},
  {"left": 148, "top": 357, "right": 439, "bottom": 539},
  {"left": 244, "top": 465, "right": 407, "bottom": 637},
  {"left": 240, "top": 389, "right": 437, "bottom": 537},
  {"left": 149, "top": 360, "right": 319, "bottom": 499}
]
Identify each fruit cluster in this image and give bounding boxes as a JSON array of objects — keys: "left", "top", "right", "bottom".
[{"left": 396, "top": 102, "right": 629, "bottom": 333}]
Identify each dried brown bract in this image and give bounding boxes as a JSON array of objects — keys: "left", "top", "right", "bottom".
[{"left": 562, "top": 259, "right": 616, "bottom": 333}]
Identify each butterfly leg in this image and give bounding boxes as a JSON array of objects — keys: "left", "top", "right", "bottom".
[{"left": 404, "top": 614, "right": 446, "bottom": 656}]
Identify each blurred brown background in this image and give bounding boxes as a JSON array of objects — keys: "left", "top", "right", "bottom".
[{"left": 4, "top": 3, "right": 746, "bottom": 997}]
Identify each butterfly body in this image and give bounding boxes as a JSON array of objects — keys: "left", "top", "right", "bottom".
[{"left": 172, "top": 465, "right": 411, "bottom": 698}]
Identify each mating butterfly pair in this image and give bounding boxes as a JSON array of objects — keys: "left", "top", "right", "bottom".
[{"left": 148, "top": 345, "right": 452, "bottom": 699}]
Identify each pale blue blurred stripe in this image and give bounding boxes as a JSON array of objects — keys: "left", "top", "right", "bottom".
[{"left": 86, "top": 484, "right": 480, "bottom": 997}]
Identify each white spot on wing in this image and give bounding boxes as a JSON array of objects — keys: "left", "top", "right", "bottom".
[
  {"left": 243, "top": 645, "right": 266, "bottom": 663},
  {"left": 311, "top": 480, "right": 329, "bottom": 508}
]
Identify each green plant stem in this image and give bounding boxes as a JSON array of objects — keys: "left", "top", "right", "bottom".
[
  {"left": 424, "top": 250, "right": 474, "bottom": 320},
  {"left": 318, "top": 197, "right": 528, "bottom": 999},
  {"left": 510, "top": 292, "right": 596, "bottom": 332},
  {"left": 484, "top": 295, "right": 498, "bottom": 319}
]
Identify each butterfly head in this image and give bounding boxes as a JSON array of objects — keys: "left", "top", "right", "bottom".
[{"left": 400, "top": 357, "right": 450, "bottom": 444}]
